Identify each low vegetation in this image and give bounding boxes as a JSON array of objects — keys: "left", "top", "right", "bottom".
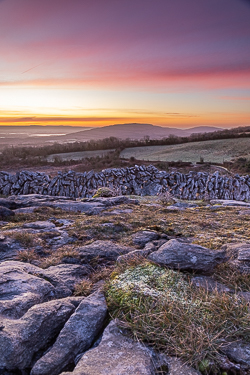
[
  {"left": 2, "top": 194, "right": 250, "bottom": 374},
  {"left": 106, "top": 262, "right": 250, "bottom": 373},
  {"left": 1, "top": 126, "right": 250, "bottom": 173}
]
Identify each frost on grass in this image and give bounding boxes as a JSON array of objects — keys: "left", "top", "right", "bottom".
[{"left": 107, "top": 262, "right": 250, "bottom": 372}]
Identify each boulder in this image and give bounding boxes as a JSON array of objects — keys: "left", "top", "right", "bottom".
[
  {"left": 0, "top": 206, "right": 14, "bottom": 219},
  {"left": 77, "top": 240, "right": 133, "bottom": 263},
  {"left": 61, "top": 320, "right": 166, "bottom": 375},
  {"left": 0, "top": 261, "right": 71, "bottom": 318},
  {"left": 0, "top": 298, "right": 76, "bottom": 372},
  {"left": 148, "top": 239, "right": 226, "bottom": 273},
  {"left": 31, "top": 292, "right": 107, "bottom": 375},
  {"left": 132, "top": 230, "right": 160, "bottom": 248}
]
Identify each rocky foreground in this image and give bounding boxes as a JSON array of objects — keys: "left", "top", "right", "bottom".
[{"left": 0, "top": 194, "right": 250, "bottom": 374}]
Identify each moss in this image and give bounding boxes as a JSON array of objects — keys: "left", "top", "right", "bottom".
[
  {"left": 106, "top": 263, "right": 250, "bottom": 372},
  {"left": 92, "top": 187, "right": 114, "bottom": 198}
]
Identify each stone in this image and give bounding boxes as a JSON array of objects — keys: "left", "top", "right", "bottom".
[
  {"left": 222, "top": 242, "right": 250, "bottom": 274},
  {"left": 61, "top": 320, "right": 166, "bottom": 375},
  {"left": 13, "top": 206, "right": 40, "bottom": 214},
  {"left": 221, "top": 341, "right": 250, "bottom": 370},
  {"left": 0, "top": 237, "right": 24, "bottom": 261},
  {"left": 0, "top": 261, "right": 71, "bottom": 319},
  {"left": 191, "top": 276, "right": 233, "bottom": 293},
  {"left": 77, "top": 240, "right": 133, "bottom": 263},
  {"left": 166, "top": 356, "right": 201, "bottom": 375},
  {"left": 148, "top": 239, "right": 226, "bottom": 273},
  {"left": 31, "top": 292, "right": 107, "bottom": 375},
  {"left": 41, "top": 264, "right": 91, "bottom": 292},
  {"left": 210, "top": 199, "right": 250, "bottom": 207},
  {"left": 0, "top": 206, "right": 15, "bottom": 219},
  {"left": 23, "top": 221, "right": 56, "bottom": 230},
  {"left": 117, "top": 248, "right": 153, "bottom": 264},
  {"left": 132, "top": 230, "right": 159, "bottom": 248},
  {"left": 0, "top": 298, "right": 76, "bottom": 373}
]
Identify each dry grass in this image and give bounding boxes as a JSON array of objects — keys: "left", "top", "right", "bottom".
[
  {"left": 106, "top": 262, "right": 250, "bottom": 373},
  {"left": 39, "top": 246, "right": 80, "bottom": 268},
  {"left": 16, "top": 249, "right": 38, "bottom": 262},
  {"left": 8, "top": 231, "right": 35, "bottom": 247},
  {"left": 213, "top": 262, "right": 250, "bottom": 292},
  {"left": 74, "top": 279, "right": 94, "bottom": 296}
]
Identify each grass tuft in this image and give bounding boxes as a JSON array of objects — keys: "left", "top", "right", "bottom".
[{"left": 106, "top": 262, "right": 250, "bottom": 373}]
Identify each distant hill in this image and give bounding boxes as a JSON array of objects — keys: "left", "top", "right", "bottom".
[
  {"left": 56, "top": 123, "right": 223, "bottom": 142},
  {"left": 0, "top": 123, "right": 223, "bottom": 149}
]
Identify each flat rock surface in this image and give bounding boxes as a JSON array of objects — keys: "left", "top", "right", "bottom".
[
  {"left": 23, "top": 220, "right": 56, "bottom": 230},
  {"left": 41, "top": 264, "right": 91, "bottom": 292},
  {"left": 0, "top": 298, "right": 76, "bottom": 372},
  {"left": 210, "top": 200, "right": 250, "bottom": 207},
  {"left": 61, "top": 320, "right": 162, "bottom": 375},
  {"left": 77, "top": 240, "right": 134, "bottom": 263},
  {"left": 0, "top": 237, "right": 24, "bottom": 262},
  {"left": 31, "top": 292, "right": 107, "bottom": 375},
  {"left": 0, "top": 261, "right": 71, "bottom": 318},
  {"left": 148, "top": 239, "right": 226, "bottom": 273},
  {"left": 221, "top": 341, "right": 250, "bottom": 370}
]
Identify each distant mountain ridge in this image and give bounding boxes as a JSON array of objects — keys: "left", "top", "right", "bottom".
[
  {"left": 0, "top": 123, "right": 223, "bottom": 149},
  {"left": 56, "top": 123, "right": 223, "bottom": 142}
]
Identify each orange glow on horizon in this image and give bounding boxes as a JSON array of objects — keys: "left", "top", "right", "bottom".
[{"left": 0, "top": 112, "right": 250, "bottom": 128}]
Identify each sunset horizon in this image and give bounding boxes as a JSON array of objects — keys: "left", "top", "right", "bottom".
[{"left": 0, "top": 0, "right": 250, "bottom": 128}]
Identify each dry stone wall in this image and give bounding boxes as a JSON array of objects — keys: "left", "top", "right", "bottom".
[{"left": 0, "top": 165, "right": 250, "bottom": 201}]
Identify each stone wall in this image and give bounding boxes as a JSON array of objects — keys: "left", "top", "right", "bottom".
[{"left": 0, "top": 165, "right": 250, "bottom": 201}]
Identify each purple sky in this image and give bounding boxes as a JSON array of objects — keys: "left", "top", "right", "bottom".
[{"left": 0, "top": 0, "right": 250, "bottom": 127}]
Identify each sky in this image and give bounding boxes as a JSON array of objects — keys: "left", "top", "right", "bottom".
[{"left": 0, "top": 0, "right": 250, "bottom": 128}]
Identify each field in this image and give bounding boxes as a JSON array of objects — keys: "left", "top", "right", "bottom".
[
  {"left": 120, "top": 138, "right": 250, "bottom": 163},
  {"left": 47, "top": 149, "right": 115, "bottom": 162}
]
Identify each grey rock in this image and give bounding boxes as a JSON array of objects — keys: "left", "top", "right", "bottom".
[
  {"left": 0, "top": 237, "right": 24, "bottom": 261},
  {"left": 210, "top": 199, "right": 250, "bottom": 207},
  {"left": 77, "top": 240, "right": 133, "bottom": 263},
  {"left": 23, "top": 221, "right": 56, "bottom": 230},
  {"left": 222, "top": 242, "right": 250, "bottom": 274},
  {"left": 191, "top": 276, "right": 233, "bottom": 293},
  {"left": 0, "top": 261, "right": 71, "bottom": 319},
  {"left": 166, "top": 356, "right": 201, "bottom": 375},
  {"left": 166, "top": 205, "right": 185, "bottom": 211},
  {"left": 221, "top": 341, "right": 250, "bottom": 370},
  {"left": 13, "top": 206, "right": 40, "bottom": 214},
  {"left": 148, "top": 239, "right": 226, "bottom": 273},
  {"left": 31, "top": 291, "right": 107, "bottom": 375},
  {"left": 0, "top": 206, "right": 14, "bottom": 219},
  {"left": 41, "top": 264, "right": 90, "bottom": 292},
  {"left": 117, "top": 248, "right": 153, "bottom": 264},
  {"left": 61, "top": 320, "right": 164, "bottom": 375},
  {"left": 0, "top": 298, "right": 76, "bottom": 372},
  {"left": 132, "top": 230, "right": 159, "bottom": 248},
  {"left": 0, "top": 198, "right": 17, "bottom": 209}
]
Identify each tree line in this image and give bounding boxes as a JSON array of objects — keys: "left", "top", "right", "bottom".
[{"left": 0, "top": 125, "right": 250, "bottom": 167}]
